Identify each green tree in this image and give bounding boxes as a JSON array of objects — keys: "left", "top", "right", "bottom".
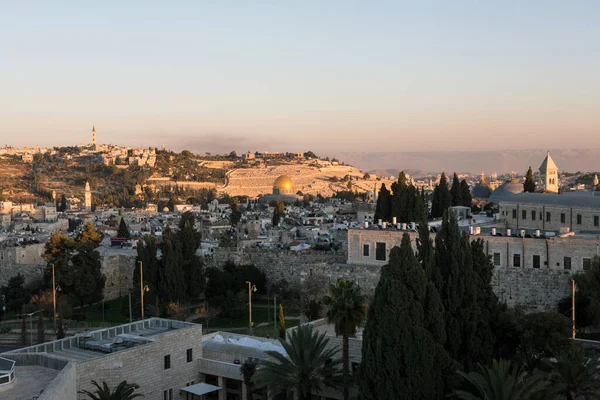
[
  {"left": 57, "top": 314, "right": 65, "bottom": 339},
  {"left": 560, "top": 257, "right": 600, "bottom": 329},
  {"left": 452, "top": 359, "right": 564, "bottom": 400},
  {"left": 133, "top": 236, "right": 160, "bottom": 315},
  {"left": 460, "top": 179, "right": 472, "bottom": 207},
  {"left": 78, "top": 380, "right": 144, "bottom": 400},
  {"left": 177, "top": 212, "right": 204, "bottom": 299},
  {"left": 117, "top": 217, "right": 131, "bottom": 239},
  {"left": 359, "top": 234, "right": 449, "bottom": 399},
  {"left": 36, "top": 312, "right": 45, "bottom": 344},
  {"left": 157, "top": 226, "right": 186, "bottom": 302},
  {"left": 20, "top": 316, "right": 27, "bottom": 346},
  {"left": 59, "top": 194, "right": 67, "bottom": 212},
  {"left": 1, "top": 273, "right": 30, "bottom": 312},
  {"left": 77, "top": 221, "right": 102, "bottom": 249},
  {"left": 450, "top": 173, "right": 462, "bottom": 206},
  {"left": 542, "top": 343, "right": 600, "bottom": 400},
  {"left": 435, "top": 212, "right": 495, "bottom": 371},
  {"left": 254, "top": 324, "right": 342, "bottom": 400},
  {"left": 323, "top": 280, "right": 366, "bottom": 400},
  {"left": 524, "top": 166, "right": 536, "bottom": 193},
  {"left": 374, "top": 183, "right": 392, "bottom": 222},
  {"left": 240, "top": 358, "right": 259, "bottom": 400},
  {"left": 431, "top": 172, "right": 451, "bottom": 218},
  {"left": 230, "top": 198, "right": 242, "bottom": 225},
  {"left": 67, "top": 248, "right": 106, "bottom": 308}
]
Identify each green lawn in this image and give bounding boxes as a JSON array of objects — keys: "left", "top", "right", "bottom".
[{"left": 194, "top": 305, "right": 301, "bottom": 338}]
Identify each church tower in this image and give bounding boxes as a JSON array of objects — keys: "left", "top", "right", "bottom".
[
  {"left": 92, "top": 126, "right": 96, "bottom": 146},
  {"left": 538, "top": 151, "right": 559, "bottom": 193},
  {"left": 84, "top": 181, "right": 92, "bottom": 211}
]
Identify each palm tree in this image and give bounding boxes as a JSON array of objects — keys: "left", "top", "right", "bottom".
[
  {"left": 452, "top": 359, "right": 564, "bottom": 400},
  {"left": 323, "top": 279, "right": 366, "bottom": 400},
  {"left": 543, "top": 343, "right": 600, "bottom": 399},
  {"left": 78, "top": 380, "right": 144, "bottom": 400},
  {"left": 240, "top": 358, "right": 259, "bottom": 400},
  {"left": 253, "top": 324, "right": 342, "bottom": 400}
]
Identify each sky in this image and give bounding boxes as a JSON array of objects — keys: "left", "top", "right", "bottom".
[{"left": 1, "top": 1, "right": 599, "bottom": 156}]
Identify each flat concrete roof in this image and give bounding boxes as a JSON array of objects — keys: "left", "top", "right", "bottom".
[
  {"left": 0, "top": 366, "right": 59, "bottom": 400},
  {"left": 5, "top": 318, "right": 195, "bottom": 363}
]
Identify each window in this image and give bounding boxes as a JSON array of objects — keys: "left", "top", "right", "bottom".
[
  {"left": 163, "top": 389, "right": 173, "bottom": 400},
  {"left": 533, "top": 255, "right": 541, "bottom": 269},
  {"left": 512, "top": 209, "right": 517, "bottom": 219},
  {"left": 561, "top": 213, "right": 566, "bottom": 223},
  {"left": 577, "top": 214, "right": 582, "bottom": 225},
  {"left": 564, "top": 257, "right": 572, "bottom": 270},
  {"left": 164, "top": 355, "right": 171, "bottom": 370},
  {"left": 375, "top": 242, "right": 386, "bottom": 261},
  {"left": 513, "top": 254, "right": 521, "bottom": 267},
  {"left": 546, "top": 212, "right": 551, "bottom": 222},
  {"left": 531, "top": 210, "right": 536, "bottom": 220},
  {"left": 187, "top": 348, "right": 193, "bottom": 363},
  {"left": 522, "top": 209, "right": 527, "bottom": 220},
  {"left": 584, "top": 258, "right": 592, "bottom": 271},
  {"left": 595, "top": 216, "right": 599, "bottom": 227},
  {"left": 493, "top": 253, "right": 501, "bottom": 266},
  {"left": 363, "top": 244, "right": 370, "bottom": 257}
]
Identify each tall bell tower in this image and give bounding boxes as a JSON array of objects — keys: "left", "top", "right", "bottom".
[{"left": 92, "top": 126, "right": 96, "bottom": 146}]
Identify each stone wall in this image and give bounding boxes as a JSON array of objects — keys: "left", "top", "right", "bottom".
[
  {"left": 97, "top": 248, "right": 137, "bottom": 301},
  {"left": 76, "top": 323, "right": 204, "bottom": 399},
  {"left": 0, "top": 262, "right": 45, "bottom": 287}
]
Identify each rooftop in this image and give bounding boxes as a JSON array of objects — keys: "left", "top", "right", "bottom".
[
  {"left": 4, "top": 318, "right": 195, "bottom": 363},
  {"left": 0, "top": 365, "right": 59, "bottom": 399}
]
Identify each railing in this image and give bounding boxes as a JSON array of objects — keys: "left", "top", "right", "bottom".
[
  {"left": 0, "top": 357, "right": 16, "bottom": 387},
  {"left": 0, "top": 319, "right": 120, "bottom": 331}
]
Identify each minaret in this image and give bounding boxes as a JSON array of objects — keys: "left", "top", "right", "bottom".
[
  {"left": 92, "top": 126, "right": 96, "bottom": 146},
  {"left": 84, "top": 181, "right": 92, "bottom": 211},
  {"left": 594, "top": 174, "right": 599, "bottom": 187},
  {"left": 480, "top": 170, "right": 486, "bottom": 184},
  {"left": 538, "top": 151, "right": 559, "bottom": 193}
]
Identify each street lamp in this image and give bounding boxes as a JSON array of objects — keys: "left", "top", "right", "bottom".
[
  {"left": 139, "top": 261, "right": 150, "bottom": 319},
  {"left": 16, "top": 309, "right": 44, "bottom": 346},
  {"left": 245, "top": 281, "right": 257, "bottom": 335}
]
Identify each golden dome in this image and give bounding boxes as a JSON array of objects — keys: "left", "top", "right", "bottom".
[{"left": 273, "top": 175, "right": 295, "bottom": 195}]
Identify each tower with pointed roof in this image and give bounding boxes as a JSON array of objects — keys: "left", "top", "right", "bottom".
[
  {"left": 539, "top": 151, "right": 559, "bottom": 193},
  {"left": 92, "top": 126, "right": 96, "bottom": 146},
  {"left": 84, "top": 181, "right": 92, "bottom": 211}
]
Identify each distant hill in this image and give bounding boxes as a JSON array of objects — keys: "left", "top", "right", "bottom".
[
  {"left": 368, "top": 169, "right": 433, "bottom": 179},
  {"left": 336, "top": 149, "right": 600, "bottom": 175}
]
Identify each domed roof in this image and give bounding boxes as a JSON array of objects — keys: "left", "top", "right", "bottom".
[
  {"left": 471, "top": 184, "right": 492, "bottom": 199},
  {"left": 489, "top": 179, "right": 523, "bottom": 203},
  {"left": 273, "top": 175, "right": 294, "bottom": 191}
]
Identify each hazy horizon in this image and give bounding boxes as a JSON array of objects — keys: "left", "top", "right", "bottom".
[{"left": 2, "top": 1, "right": 599, "bottom": 154}]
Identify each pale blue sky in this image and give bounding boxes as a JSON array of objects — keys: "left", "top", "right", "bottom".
[{"left": 1, "top": 1, "right": 598, "bottom": 154}]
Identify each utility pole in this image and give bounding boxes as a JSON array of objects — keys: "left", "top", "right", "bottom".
[
  {"left": 246, "top": 281, "right": 257, "bottom": 335},
  {"left": 140, "top": 261, "right": 144, "bottom": 319},
  {"left": 52, "top": 263, "right": 56, "bottom": 332},
  {"left": 572, "top": 279, "right": 576, "bottom": 339},
  {"left": 128, "top": 291, "right": 132, "bottom": 323},
  {"left": 273, "top": 295, "right": 277, "bottom": 339}
]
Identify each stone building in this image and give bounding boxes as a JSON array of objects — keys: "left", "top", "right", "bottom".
[
  {"left": 495, "top": 192, "right": 600, "bottom": 233},
  {"left": 347, "top": 227, "right": 600, "bottom": 310},
  {"left": 84, "top": 181, "right": 92, "bottom": 212}
]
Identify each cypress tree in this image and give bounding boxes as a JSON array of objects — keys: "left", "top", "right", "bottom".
[
  {"left": 359, "top": 234, "right": 447, "bottom": 399},
  {"left": 158, "top": 226, "right": 186, "bottom": 302},
  {"left": 434, "top": 212, "right": 492, "bottom": 371},
  {"left": 524, "top": 166, "right": 536, "bottom": 193},
  {"left": 20, "top": 317, "right": 27, "bottom": 346},
  {"left": 374, "top": 184, "right": 392, "bottom": 222},
  {"left": 431, "top": 173, "right": 451, "bottom": 218},
  {"left": 460, "top": 179, "right": 472, "bottom": 207},
  {"left": 450, "top": 173, "right": 462, "bottom": 206},
  {"left": 177, "top": 212, "right": 205, "bottom": 299},
  {"left": 133, "top": 236, "right": 160, "bottom": 314},
  {"left": 117, "top": 217, "right": 131, "bottom": 240}
]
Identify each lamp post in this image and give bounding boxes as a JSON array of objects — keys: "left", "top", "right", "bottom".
[
  {"left": 246, "top": 281, "right": 257, "bottom": 335},
  {"left": 52, "top": 263, "right": 56, "bottom": 331},
  {"left": 139, "top": 261, "right": 149, "bottom": 319}
]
